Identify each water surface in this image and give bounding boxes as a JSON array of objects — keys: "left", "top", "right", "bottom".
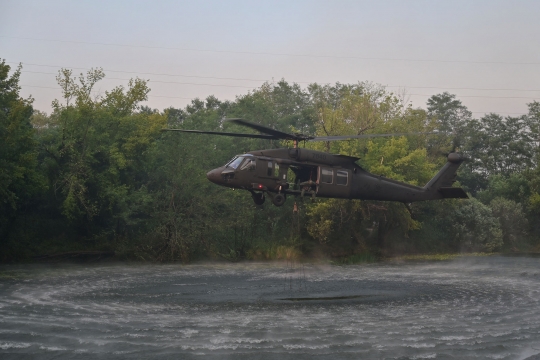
[{"left": 1, "top": 256, "right": 540, "bottom": 359}]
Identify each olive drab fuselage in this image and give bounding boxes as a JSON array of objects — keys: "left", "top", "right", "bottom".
[{"left": 206, "top": 148, "right": 468, "bottom": 206}]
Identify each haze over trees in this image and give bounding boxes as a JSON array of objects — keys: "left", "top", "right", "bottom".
[{"left": 2, "top": 59, "right": 540, "bottom": 262}]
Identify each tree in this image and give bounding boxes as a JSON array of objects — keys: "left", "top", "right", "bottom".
[
  {"left": 306, "top": 198, "right": 364, "bottom": 246},
  {"left": 304, "top": 86, "right": 433, "bottom": 253},
  {"left": 490, "top": 198, "right": 528, "bottom": 250},
  {"left": 476, "top": 173, "right": 530, "bottom": 205},
  {"left": 525, "top": 101, "right": 540, "bottom": 161},
  {"left": 361, "top": 137, "right": 432, "bottom": 251},
  {"left": 426, "top": 92, "right": 472, "bottom": 151},
  {"left": 7, "top": 73, "right": 536, "bottom": 261},
  {"left": 466, "top": 114, "right": 533, "bottom": 177},
  {"left": 446, "top": 198, "right": 503, "bottom": 252},
  {"left": 43, "top": 68, "right": 165, "bottom": 241},
  {"left": 0, "top": 60, "right": 43, "bottom": 248}
]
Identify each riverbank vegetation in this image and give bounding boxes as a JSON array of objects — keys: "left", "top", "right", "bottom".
[{"left": 2, "top": 59, "right": 540, "bottom": 262}]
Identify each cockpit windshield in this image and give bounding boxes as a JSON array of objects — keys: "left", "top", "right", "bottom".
[
  {"left": 225, "top": 154, "right": 253, "bottom": 170},
  {"left": 227, "top": 157, "right": 244, "bottom": 169}
]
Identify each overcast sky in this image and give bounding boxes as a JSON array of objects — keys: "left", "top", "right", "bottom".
[{"left": 1, "top": 0, "right": 539, "bottom": 117}]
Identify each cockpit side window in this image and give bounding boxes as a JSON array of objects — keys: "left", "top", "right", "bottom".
[{"left": 240, "top": 159, "right": 256, "bottom": 171}]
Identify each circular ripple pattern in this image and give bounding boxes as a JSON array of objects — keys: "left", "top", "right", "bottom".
[{"left": 1, "top": 256, "right": 540, "bottom": 359}]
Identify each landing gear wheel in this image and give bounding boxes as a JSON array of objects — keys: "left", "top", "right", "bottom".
[
  {"left": 252, "top": 192, "right": 265, "bottom": 205},
  {"left": 272, "top": 193, "right": 286, "bottom": 207}
]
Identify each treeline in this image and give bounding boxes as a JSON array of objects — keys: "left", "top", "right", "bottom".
[{"left": 1, "top": 59, "right": 540, "bottom": 262}]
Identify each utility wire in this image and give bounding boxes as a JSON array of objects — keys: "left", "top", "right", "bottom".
[
  {"left": 20, "top": 84, "right": 539, "bottom": 101},
  {"left": 19, "top": 84, "right": 531, "bottom": 114},
  {"left": 10, "top": 63, "right": 268, "bottom": 82},
  {"left": 407, "top": 94, "right": 539, "bottom": 100},
  {"left": 13, "top": 62, "right": 540, "bottom": 93},
  {"left": 20, "top": 84, "right": 193, "bottom": 100},
  {"left": 385, "top": 85, "right": 540, "bottom": 93},
  {"left": 22, "top": 71, "right": 259, "bottom": 88},
  {"left": 3, "top": 35, "right": 540, "bottom": 65}
]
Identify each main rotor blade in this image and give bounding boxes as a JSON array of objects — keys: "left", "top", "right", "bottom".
[
  {"left": 225, "top": 118, "right": 300, "bottom": 140},
  {"left": 310, "top": 132, "right": 438, "bottom": 141},
  {"left": 162, "top": 129, "right": 278, "bottom": 140}
]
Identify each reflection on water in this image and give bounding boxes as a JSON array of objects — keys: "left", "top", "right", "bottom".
[{"left": 1, "top": 256, "right": 540, "bottom": 359}]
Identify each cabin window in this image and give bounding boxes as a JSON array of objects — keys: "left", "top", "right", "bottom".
[
  {"left": 267, "top": 161, "right": 273, "bottom": 176},
  {"left": 336, "top": 170, "right": 348, "bottom": 185},
  {"left": 274, "top": 163, "right": 280, "bottom": 177},
  {"left": 321, "top": 168, "right": 333, "bottom": 184}
]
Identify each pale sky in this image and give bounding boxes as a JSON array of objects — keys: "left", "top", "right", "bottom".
[{"left": 1, "top": 0, "right": 539, "bottom": 117}]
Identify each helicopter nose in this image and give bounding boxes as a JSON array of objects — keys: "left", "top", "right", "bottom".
[{"left": 206, "top": 168, "right": 221, "bottom": 184}]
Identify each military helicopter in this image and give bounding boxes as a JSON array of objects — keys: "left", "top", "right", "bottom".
[{"left": 163, "top": 119, "right": 468, "bottom": 207}]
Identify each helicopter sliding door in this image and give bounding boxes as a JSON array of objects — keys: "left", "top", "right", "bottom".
[
  {"left": 256, "top": 160, "right": 290, "bottom": 191},
  {"left": 316, "top": 167, "right": 351, "bottom": 198},
  {"left": 258, "top": 160, "right": 287, "bottom": 180}
]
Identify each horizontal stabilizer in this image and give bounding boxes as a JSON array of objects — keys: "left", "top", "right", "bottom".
[{"left": 439, "top": 187, "right": 468, "bottom": 199}]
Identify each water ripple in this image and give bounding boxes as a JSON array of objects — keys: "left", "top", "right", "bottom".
[{"left": 1, "top": 256, "right": 540, "bottom": 358}]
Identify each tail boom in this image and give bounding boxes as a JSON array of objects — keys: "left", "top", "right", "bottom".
[
  {"left": 350, "top": 153, "right": 468, "bottom": 202},
  {"left": 422, "top": 153, "right": 468, "bottom": 200}
]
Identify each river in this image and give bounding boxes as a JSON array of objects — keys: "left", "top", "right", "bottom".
[{"left": 1, "top": 256, "right": 540, "bottom": 359}]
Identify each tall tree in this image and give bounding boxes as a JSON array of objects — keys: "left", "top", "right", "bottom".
[
  {"left": 427, "top": 92, "right": 472, "bottom": 153},
  {"left": 0, "top": 60, "right": 43, "bottom": 247},
  {"left": 525, "top": 101, "right": 540, "bottom": 159},
  {"left": 43, "top": 68, "right": 165, "bottom": 241},
  {"left": 466, "top": 114, "right": 533, "bottom": 177}
]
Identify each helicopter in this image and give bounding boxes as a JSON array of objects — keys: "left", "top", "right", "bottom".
[{"left": 163, "top": 118, "right": 468, "bottom": 207}]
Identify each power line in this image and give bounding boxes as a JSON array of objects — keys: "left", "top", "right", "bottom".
[
  {"left": 3, "top": 35, "right": 540, "bottom": 65},
  {"left": 11, "top": 63, "right": 268, "bottom": 82},
  {"left": 16, "top": 65, "right": 540, "bottom": 93},
  {"left": 407, "top": 94, "right": 539, "bottom": 100},
  {"left": 385, "top": 85, "right": 540, "bottom": 93},
  {"left": 20, "top": 84, "right": 194, "bottom": 100},
  {"left": 22, "top": 71, "right": 259, "bottom": 88},
  {"left": 20, "top": 84, "right": 535, "bottom": 115},
  {"left": 20, "top": 83, "right": 539, "bottom": 101},
  {"left": 469, "top": 111, "right": 527, "bottom": 115}
]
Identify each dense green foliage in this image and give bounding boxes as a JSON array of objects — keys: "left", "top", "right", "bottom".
[{"left": 2, "top": 60, "right": 540, "bottom": 262}]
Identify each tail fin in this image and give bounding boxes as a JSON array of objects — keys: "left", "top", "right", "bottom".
[{"left": 423, "top": 153, "right": 468, "bottom": 199}]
